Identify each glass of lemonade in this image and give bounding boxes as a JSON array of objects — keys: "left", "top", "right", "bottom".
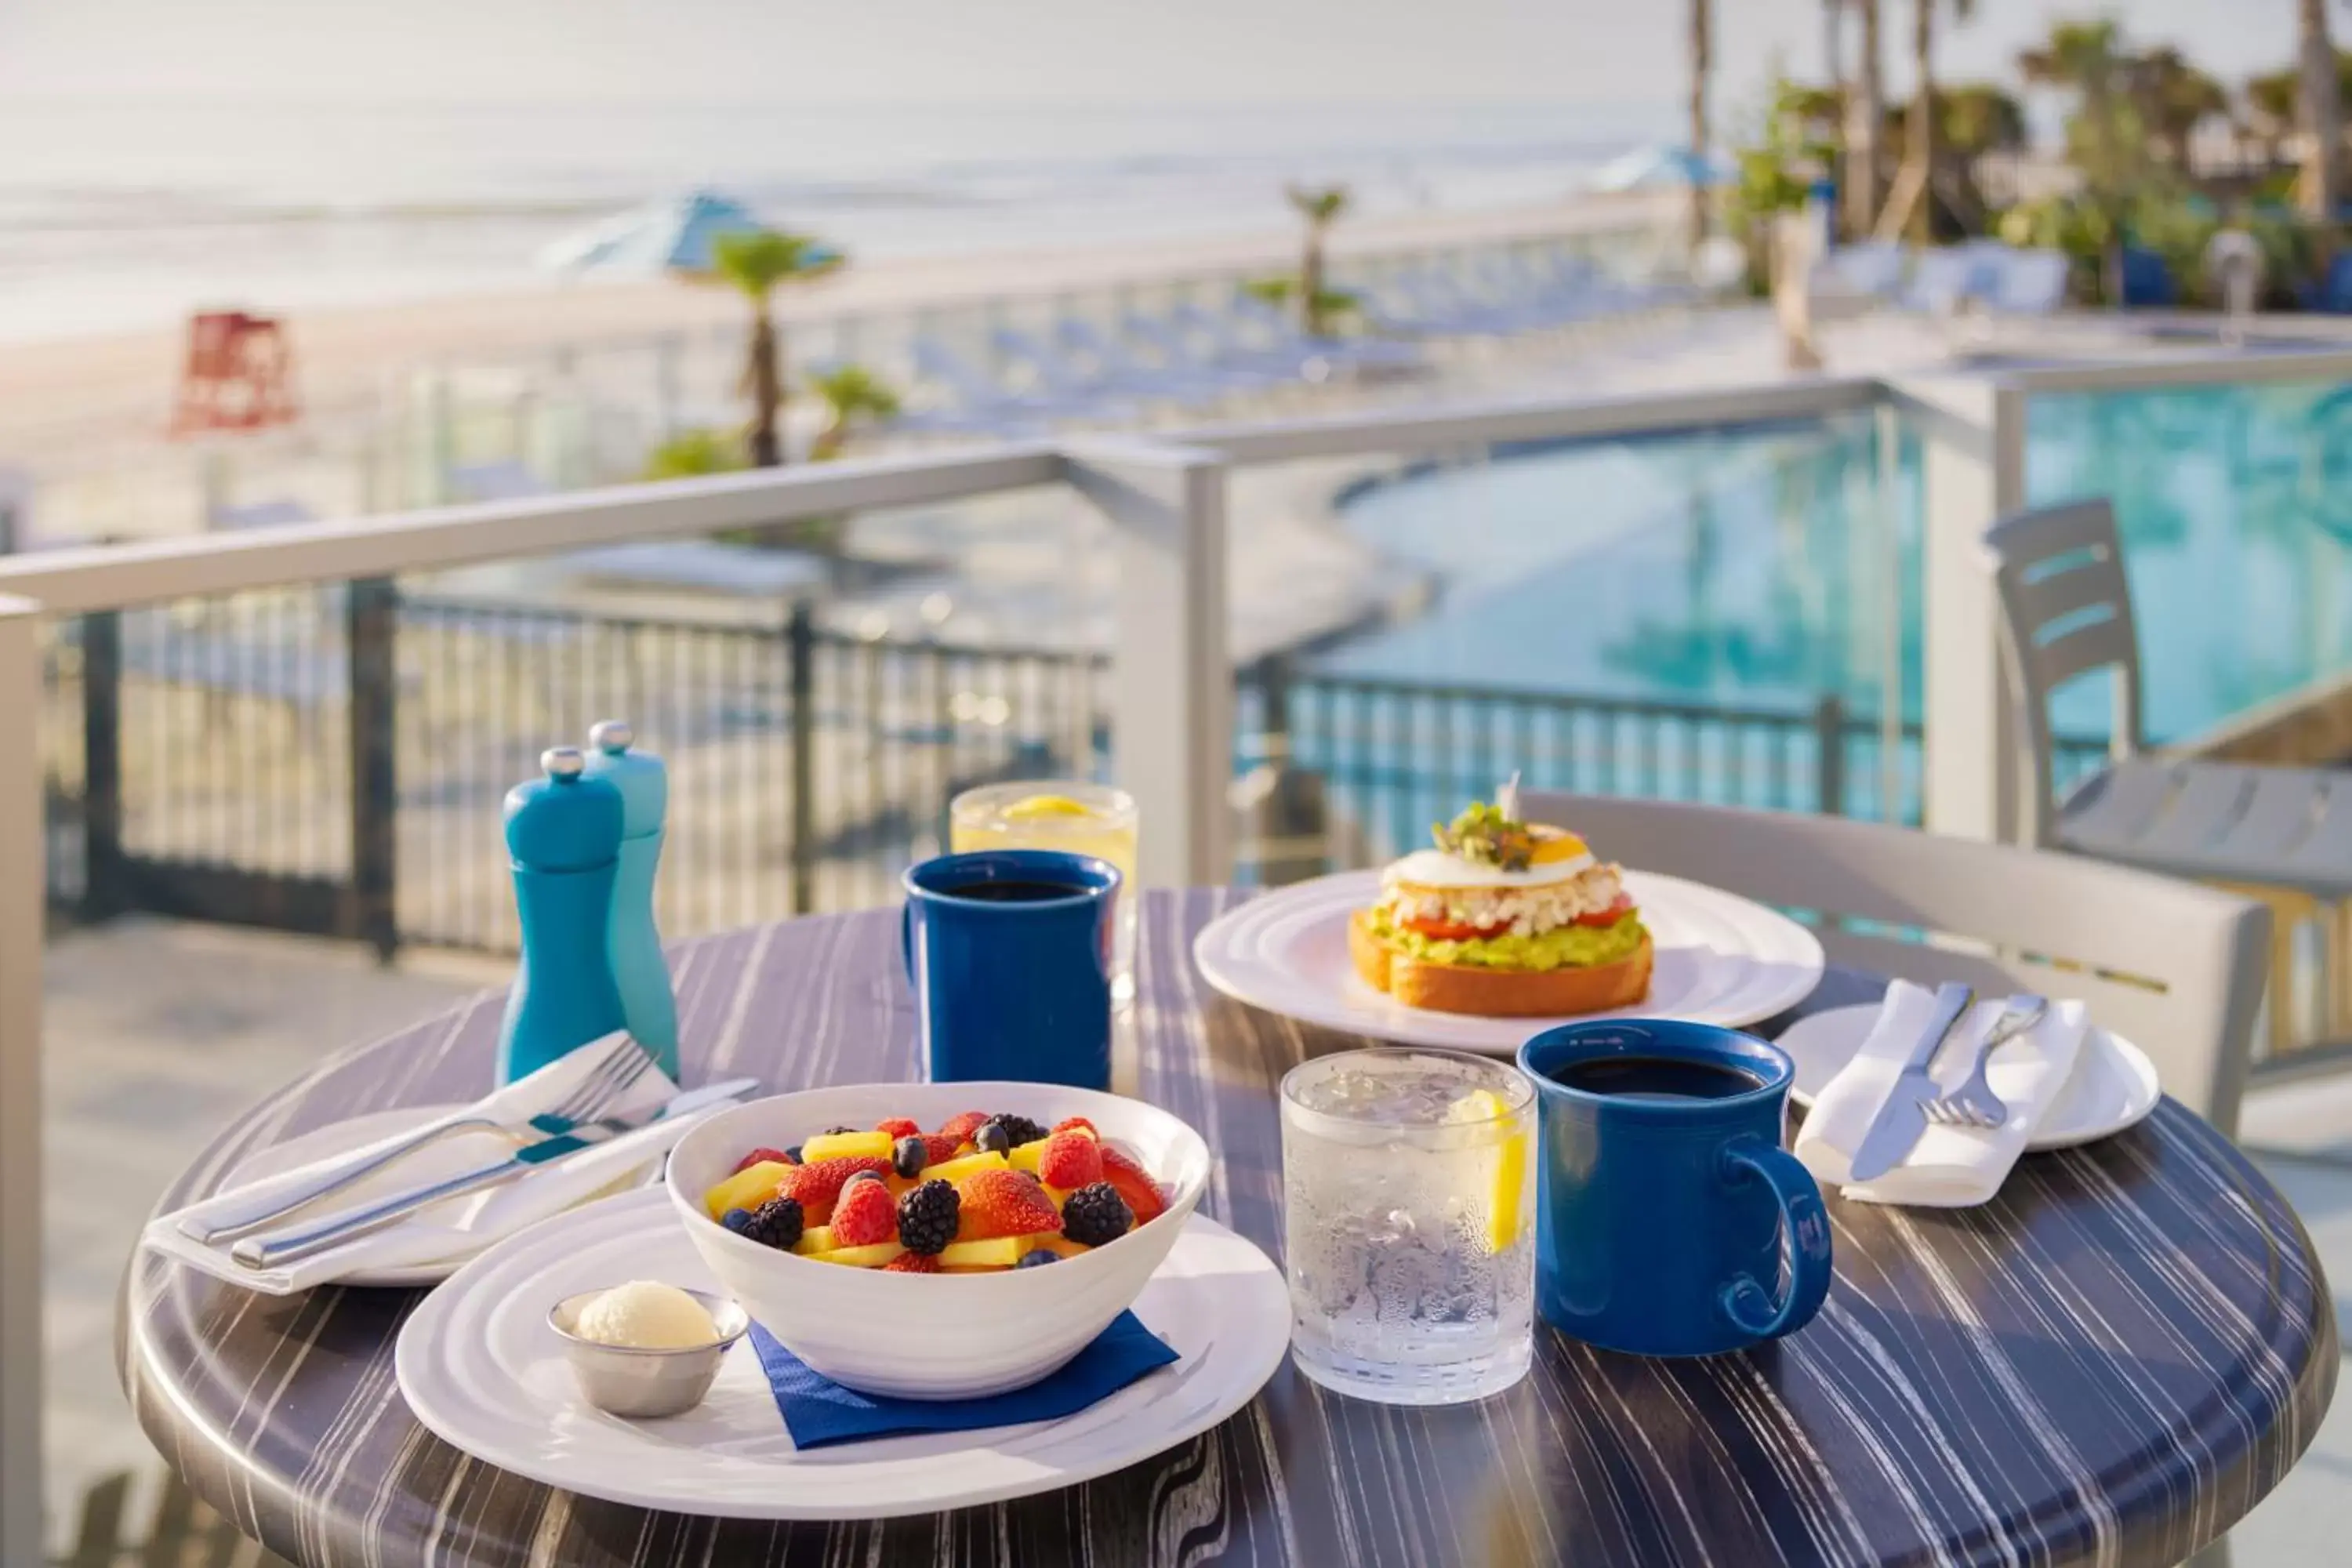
[
  {"left": 949, "top": 781, "right": 1139, "bottom": 1008},
  {"left": 1280, "top": 1047, "right": 1537, "bottom": 1404}
]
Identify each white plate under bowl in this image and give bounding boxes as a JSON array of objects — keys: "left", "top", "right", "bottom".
[
  {"left": 394, "top": 1187, "right": 1290, "bottom": 1520},
  {"left": 222, "top": 1105, "right": 661, "bottom": 1288},
  {"left": 1779, "top": 1003, "right": 2161, "bottom": 1149},
  {"left": 1192, "top": 869, "right": 1826, "bottom": 1053}
]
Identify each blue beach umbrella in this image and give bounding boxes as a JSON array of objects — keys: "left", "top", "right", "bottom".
[
  {"left": 537, "top": 189, "right": 841, "bottom": 278},
  {"left": 1587, "top": 145, "right": 1736, "bottom": 194}
]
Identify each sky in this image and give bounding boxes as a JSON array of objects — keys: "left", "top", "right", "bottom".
[{"left": 0, "top": 2, "right": 2320, "bottom": 116}]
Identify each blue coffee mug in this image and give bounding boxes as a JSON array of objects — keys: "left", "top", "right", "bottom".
[
  {"left": 1517, "top": 1019, "right": 1832, "bottom": 1358},
  {"left": 902, "top": 849, "right": 1119, "bottom": 1088}
]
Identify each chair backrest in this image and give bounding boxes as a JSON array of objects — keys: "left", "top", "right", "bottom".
[
  {"left": 1520, "top": 790, "right": 2271, "bottom": 1135},
  {"left": 1984, "top": 498, "right": 2144, "bottom": 847}
]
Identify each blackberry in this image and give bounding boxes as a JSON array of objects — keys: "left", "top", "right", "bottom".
[
  {"left": 891, "top": 1135, "right": 929, "bottom": 1179},
  {"left": 896, "top": 1179, "right": 960, "bottom": 1255},
  {"left": 992, "top": 1114, "right": 1050, "bottom": 1148},
  {"left": 1060, "top": 1182, "right": 1133, "bottom": 1247},
  {"left": 720, "top": 1207, "right": 757, "bottom": 1236},
  {"left": 821, "top": 1124, "right": 858, "bottom": 1136},
  {"left": 740, "top": 1196, "right": 805, "bottom": 1250},
  {"left": 1015, "top": 1248, "right": 1059, "bottom": 1269},
  {"left": 972, "top": 1120, "right": 1011, "bottom": 1155}
]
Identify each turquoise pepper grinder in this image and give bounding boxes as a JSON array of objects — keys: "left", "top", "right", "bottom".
[
  {"left": 583, "top": 719, "right": 678, "bottom": 1077},
  {"left": 496, "top": 746, "right": 630, "bottom": 1085}
]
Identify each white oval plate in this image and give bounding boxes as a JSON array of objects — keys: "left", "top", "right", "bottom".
[
  {"left": 1779, "top": 1003, "right": 2161, "bottom": 1149},
  {"left": 394, "top": 1187, "right": 1290, "bottom": 1520},
  {"left": 1192, "top": 869, "right": 1826, "bottom": 1053},
  {"left": 223, "top": 1105, "right": 660, "bottom": 1288}
]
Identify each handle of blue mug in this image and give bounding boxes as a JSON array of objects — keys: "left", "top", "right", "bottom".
[
  {"left": 901, "top": 902, "right": 914, "bottom": 982},
  {"left": 1717, "top": 1138, "right": 1834, "bottom": 1342}
]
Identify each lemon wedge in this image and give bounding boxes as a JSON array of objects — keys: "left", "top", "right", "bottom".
[
  {"left": 1446, "top": 1088, "right": 1528, "bottom": 1253},
  {"left": 1002, "top": 793, "right": 1095, "bottom": 821}
]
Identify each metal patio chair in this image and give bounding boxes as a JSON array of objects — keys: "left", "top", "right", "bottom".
[{"left": 1988, "top": 497, "right": 2352, "bottom": 1051}]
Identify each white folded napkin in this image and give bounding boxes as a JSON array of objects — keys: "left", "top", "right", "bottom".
[
  {"left": 143, "top": 1035, "right": 701, "bottom": 1294},
  {"left": 1795, "top": 981, "right": 2089, "bottom": 1207}
]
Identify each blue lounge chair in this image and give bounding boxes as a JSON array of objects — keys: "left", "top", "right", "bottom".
[
  {"left": 986, "top": 327, "right": 1147, "bottom": 418},
  {"left": 909, "top": 338, "right": 1091, "bottom": 428},
  {"left": 1120, "top": 312, "right": 1297, "bottom": 387},
  {"left": 1219, "top": 296, "right": 1425, "bottom": 376},
  {"left": 1053, "top": 319, "right": 1256, "bottom": 402}
]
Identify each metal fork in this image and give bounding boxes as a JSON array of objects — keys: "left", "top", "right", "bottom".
[
  {"left": 1922, "top": 996, "right": 2049, "bottom": 1131},
  {"left": 182, "top": 1036, "right": 657, "bottom": 1245}
]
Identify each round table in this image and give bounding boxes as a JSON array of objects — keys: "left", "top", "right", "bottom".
[{"left": 122, "top": 891, "right": 2338, "bottom": 1567}]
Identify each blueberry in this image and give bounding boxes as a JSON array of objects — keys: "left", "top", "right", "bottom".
[
  {"left": 720, "top": 1207, "right": 756, "bottom": 1235},
  {"left": 891, "top": 1135, "right": 928, "bottom": 1179},
  {"left": 1015, "top": 1248, "right": 1059, "bottom": 1269},
  {"left": 973, "top": 1120, "right": 1011, "bottom": 1156},
  {"left": 782, "top": 1145, "right": 804, "bottom": 1165},
  {"left": 843, "top": 1170, "right": 885, "bottom": 1191}
]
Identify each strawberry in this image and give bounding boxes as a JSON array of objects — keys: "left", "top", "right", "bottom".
[
  {"left": 955, "top": 1168, "right": 1065, "bottom": 1241},
  {"left": 1099, "top": 1144, "right": 1166, "bottom": 1225},
  {"left": 1050, "top": 1116, "right": 1098, "bottom": 1139},
  {"left": 917, "top": 1132, "right": 962, "bottom": 1167},
  {"left": 829, "top": 1178, "right": 899, "bottom": 1249},
  {"left": 731, "top": 1146, "right": 793, "bottom": 1175},
  {"left": 776, "top": 1156, "right": 894, "bottom": 1214},
  {"left": 936, "top": 1110, "right": 992, "bottom": 1145},
  {"left": 883, "top": 1250, "right": 940, "bottom": 1273},
  {"left": 874, "top": 1117, "right": 921, "bottom": 1139},
  {"left": 1036, "top": 1130, "right": 1104, "bottom": 1190}
]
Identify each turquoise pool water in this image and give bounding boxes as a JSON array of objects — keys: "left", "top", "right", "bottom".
[{"left": 1322, "top": 380, "right": 2352, "bottom": 748}]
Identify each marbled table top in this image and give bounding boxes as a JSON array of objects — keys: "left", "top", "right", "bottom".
[{"left": 121, "top": 890, "right": 2336, "bottom": 1566}]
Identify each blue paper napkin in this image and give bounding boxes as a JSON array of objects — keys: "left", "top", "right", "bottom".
[{"left": 749, "top": 1312, "right": 1180, "bottom": 1449}]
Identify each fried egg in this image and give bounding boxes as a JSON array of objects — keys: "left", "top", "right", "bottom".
[{"left": 1385, "top": 827, "right": 1595, "bottom": 890}]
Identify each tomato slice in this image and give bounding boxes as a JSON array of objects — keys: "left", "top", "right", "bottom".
[
  {"left": 1400, "top": 913, "right": 1504, "bottom": 942},
  {"left": 1573, "top": 895, "right": 1636, "bottom": 929}
]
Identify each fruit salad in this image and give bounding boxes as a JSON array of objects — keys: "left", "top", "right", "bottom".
[{"left": 699, "top": 1111, "right": 1170, "bottom": 1273}]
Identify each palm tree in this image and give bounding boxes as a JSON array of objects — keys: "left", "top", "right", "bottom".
[
  {"left": 709, "top": 230, "right": 842, "bottom": 469},
  {"left": 1904, "top": 0, "right": 1975, "bottom": 243},
  {"left": 804, "top": 365, "right": 901, "bottom": 463},
  {"left": 2300, "top": 0, "right": 2343, "bottom": 231},
  {"left": 1689, "top": 0, "right": 1714, "bottom": 252},
  {"left": 1846, "top": 0, "right": 1886, "bottom": 238},
  {"left": 2131, "top": 47, "right": 2227, "bottom": 172},
  {"left": 2019, "top": 20, "right": 2133, "bottom": 298},
  {"left": 1283, "top": 184, "right": 1351, "bottom": 336}
]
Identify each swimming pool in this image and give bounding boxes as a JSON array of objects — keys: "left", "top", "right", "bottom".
[{"left": 1319, "top": 379, "right": 2352, "bottom": 751}]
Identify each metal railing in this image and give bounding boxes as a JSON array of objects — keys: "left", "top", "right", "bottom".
[{"left": 6, "top": 350, "right": 2351, "bottom": 1559}]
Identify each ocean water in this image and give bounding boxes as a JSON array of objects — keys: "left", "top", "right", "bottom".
[
  {"left": 0, "top": 97, "right": 1659, "bottom": 342},
  {"left": 1323, "top": 380, "right": 2352, "bottom": 749}
]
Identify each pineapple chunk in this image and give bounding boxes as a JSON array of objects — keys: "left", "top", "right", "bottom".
[
  {"left": 937, "top": 1231, "right": 1064, "bottom": 1269},
  {"left": 924, "top": 1149, "right": 1011, "bottom": 1185},
  {"left": 802, "top": 1130, "right": 895, "bottom": 1162},
  {"left": 804, "top": 1240, "right": 906, "bottom": 1268},
  {"left": 703, "top": 1160, "right": 791, "bottom": 1220},
  {"left": 791, "top": 1225, "right": 836, "bottom": 1255},
  {"left": 1008, "top": 1139, "right": 1049, "bottom": 1173}
]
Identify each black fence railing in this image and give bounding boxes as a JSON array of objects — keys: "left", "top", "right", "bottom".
[{"left": 37, "top": 588, "right": 2115, "bottom": 955}]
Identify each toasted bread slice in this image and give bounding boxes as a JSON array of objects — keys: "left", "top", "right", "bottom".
[{"left": 1347, "top": 907, "right": 1653, "bottom": 1018}]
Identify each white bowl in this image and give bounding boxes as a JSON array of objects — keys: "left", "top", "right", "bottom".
[{"left": 665, "top": 1082, "right": 1210, "bottom": 1399}]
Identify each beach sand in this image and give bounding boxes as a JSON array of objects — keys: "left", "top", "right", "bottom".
[{"left": 0, "top": 193, "right": 1676, "bottom": 458}]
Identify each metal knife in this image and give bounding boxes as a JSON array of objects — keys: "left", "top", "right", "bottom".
[
  {"left": 230, "top": 1077, "right": 759, "bottom": 1271},
  {"left": 1846, "top": 983, "right": 1976, "bottom": 1182}
]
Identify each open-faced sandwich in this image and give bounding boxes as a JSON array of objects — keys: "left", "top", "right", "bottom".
[{"left": 1349, "top": 788, "right": 1651, "bottom": 1017}]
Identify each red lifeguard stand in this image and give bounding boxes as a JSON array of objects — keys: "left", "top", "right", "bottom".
[{"left": 169, "top": 310, "right": 299, "bottom": 436}]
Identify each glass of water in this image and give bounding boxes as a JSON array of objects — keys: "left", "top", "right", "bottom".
[
  {"left": 949, "top": 781, "right": 1138, "bottom": 1008},
  {"left": 1280, "top": 1047, "right": 1537, "bottom": 1405}
]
